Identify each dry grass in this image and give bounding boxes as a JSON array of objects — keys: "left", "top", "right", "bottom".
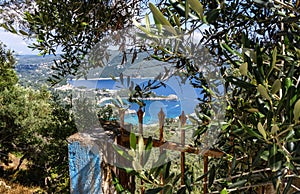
[
  {"left": 0, "top": 179, "right": 41, "bottom": 194},
  {"left": 0, "top": 154, "right": 43, "bottom": 194},
  {"left": 1, "top": 153, "right": 28, "bottom": 171}
]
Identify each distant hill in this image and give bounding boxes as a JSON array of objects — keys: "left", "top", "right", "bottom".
[
  {"left": 15, "top": 54, "right": 59, "bottom": 87},
  {"left": 82, "top": 50, "right": 174, "bottom": 79},
  {"left": 15, "top": 50, "right": 174, "bottom": 87}
]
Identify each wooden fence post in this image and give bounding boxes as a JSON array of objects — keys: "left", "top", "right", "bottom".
[
  {"left": 117, "top": 108, "right": 134, "bottom": 192},
  {"left": 203, "top": 156, "right": 208, "bottom": 194},
  {"left": 137, "top": 107, "right": 144, "bottom": 135},
  {"left": 158, "top": 108, "right": 165, "bottom": 193},
  {"left": 179, "top": 111, "right": 187, "bottom": 186},
  {"left": 119, "top": 109, "right": 125, "bottom": 130},
  {"left": 137, "top": 107, "right": 145, "bottom": 194},
  {"left": 158, "top": 108, "right": 165, "bottom": 143}
]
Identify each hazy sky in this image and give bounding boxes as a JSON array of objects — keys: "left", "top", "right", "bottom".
[{"left": 0, "top": 28, "right": 37, "bottom": 55}]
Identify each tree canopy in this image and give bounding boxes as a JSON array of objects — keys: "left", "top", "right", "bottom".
[
  {"left": 0, "top": 41, "right": 77, "bottom": 192},
  {"left": 133, "top": 0, "right": 300, "bottom": 192},
  {"left": 1, "top": 0, "right": 150, "bottom": 84}
]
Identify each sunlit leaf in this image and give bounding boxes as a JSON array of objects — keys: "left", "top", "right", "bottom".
[
  {"left": 173, "top": 14, "right": 181, "bottom": 28},
  {"left": 130, "top": 132, "right": 137, "bottom": 150},
  {"left": 239, "top": 62, "right": 248, "bottom": 76},
  {"left": 257, "top": 122, "right": 267, "bottom": 140},
  {"left": 138, "top": 135, "right": 144, "bottom": 156},
  {"left": 220, "top": 188, "right": 229, "bottom": 194},
  {"left": 188, "top": 0, "right": 204, "bottom": 19},
  {"left": 293, "top": 98, "right": 300, "bottom": 122},
  {"left": 221, "top": 43, "right": 242, "bottom": 58},
  {"left": 145, "top": 14, "right": 151, "bottom": 32},
  {"left": 128, "top": 149, "right": 136, "bottom": 157},
  {"left": 271, "top": 124, "right": 279, "bottom": 135},
  {"left": 112, "top": 144, "right": 132, "bottom": 161},
  {"left": 258, "top": 84, "right": 271, "bottom": 101},
  {"left": 260, "top": 150, "right": 269, "bottom": 161},
  {"left": 271, "top": 79, "right": 281, "bottom": 94},
  {"left": 132, "top": 160, "right": 142, "bottom": 171},
  {"left": 185, "top": 0, "right": 190, "bottom": 20},
  {"left": 133, "top": 19, "right": 151, "bottom": 34},
  {"left": 143, "top": 136, "right": 153, "bottom": 164},
  {"left": 149, "top": 3, "right": 177, "bottom": 35},
  {"left": 247, "top": 108, "right": 259, "bottom": 113}
]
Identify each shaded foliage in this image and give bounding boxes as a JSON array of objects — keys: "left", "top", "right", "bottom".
[
  {"left": 0, "top": 42, "right": 51, "bottom": 165},
  {"left": 0, "top": 42, "right": 77, "bottom": 192}
]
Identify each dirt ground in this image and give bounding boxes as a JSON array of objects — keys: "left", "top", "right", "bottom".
[{"left": 0, "top": 154, "right": 41, "bottom": 194}]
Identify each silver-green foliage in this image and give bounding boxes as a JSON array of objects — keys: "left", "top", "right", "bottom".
[{"left": 138, "top": 0, "right": 300, "bottom": 193}]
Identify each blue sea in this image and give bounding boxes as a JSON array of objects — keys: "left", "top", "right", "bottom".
[
  {"left": 123, "top": 99, "right": 182, "bottom": 125},
  {"left": 70, "top": 77, "right": 202, "bottom": 125},
  {"left": 14, "top": 54, "right": 203, "bottom": 125}
]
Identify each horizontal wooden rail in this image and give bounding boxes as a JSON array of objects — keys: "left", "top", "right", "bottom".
[{"left": 117, "top": 132, "right": 224, "bottom": 158}]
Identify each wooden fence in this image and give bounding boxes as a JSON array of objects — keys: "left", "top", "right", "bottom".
[{"left": 112, "top": 107, "right": 224, "bottom": 194}]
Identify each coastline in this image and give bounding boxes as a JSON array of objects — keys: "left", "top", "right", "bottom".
[
  {"left": 98, "top": 94, "right": 179, "bottom": 104},
  {"left": 72, "top": 77, "right": 156, "bottom": 81}
]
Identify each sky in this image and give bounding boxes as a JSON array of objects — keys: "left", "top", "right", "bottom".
[
  {"left": 0, "top": 0, "right": 203, "bottom": 56},
  {"left": 0, "top": 0, "right": 155, "bottom": 55},
  {"left": 0, "top": 28, "right": 38, "bottom": 55}
]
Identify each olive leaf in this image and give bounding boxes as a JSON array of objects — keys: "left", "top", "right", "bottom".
[
  {"left": 188, "top": 0, "right": 204, "bottom": 20},
  {"left": 257, "top": 122, "right": 267, "bottom": 140},
  {"left": 239, "top": 62, "right": 248, "bottom": 76},
  {"left": 271, "top": 124, "right": 279, "bottom": 135},
  {"left": 258, "top": 84, "right": 271, "bottom": 101},
  {"left": 271, "top": 79, "right": 281, "bottom": 94},
  {"left": 293, "top": 98, "right": 300, "bottom": 122}
]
